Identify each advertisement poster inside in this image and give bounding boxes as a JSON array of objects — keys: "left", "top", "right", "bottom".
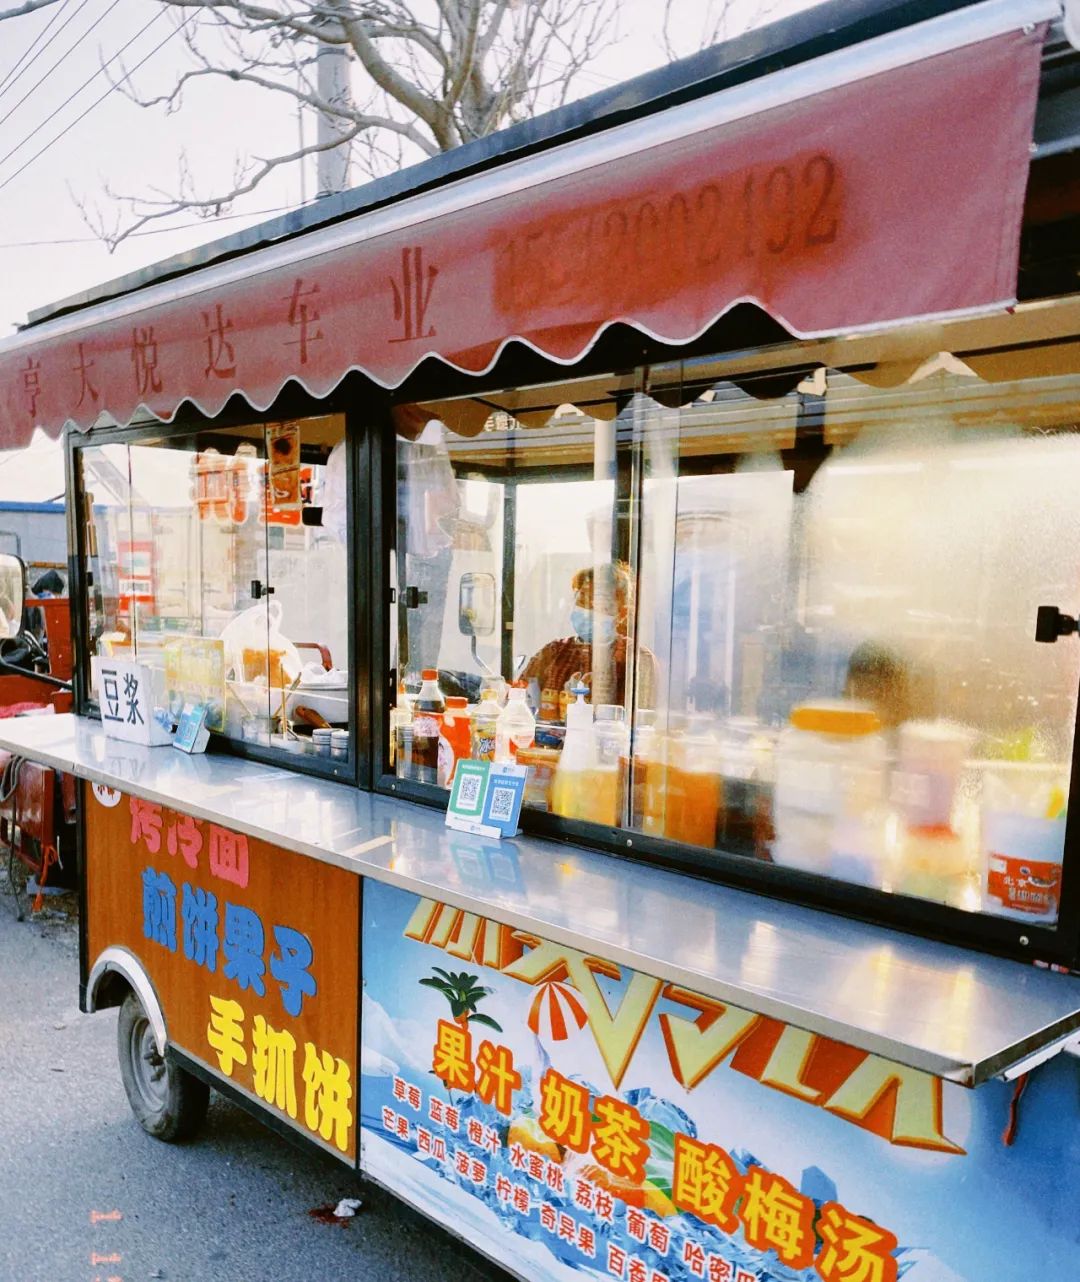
[{"left": 360, "top": 878, "right": 1079, "bottom": 1282}]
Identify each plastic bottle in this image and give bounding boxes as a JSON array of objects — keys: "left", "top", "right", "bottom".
[
  {"left": 438, "top": 696, "right": 472, "bottom": 786},
  {"left": 591, "top": 705, "right": 630, "bottom": 827},
  {"left": 495, "top": 682, "right": 536, "bottom": 763},
  {"left": 539, "top": 688, "right": 561, "bottom": 723},
  {"left": 664, "top": 714, "right": 722, "bottom": 847},
  {"left": 471, "top": 687, "right": 501, "bottom": 762},
  {"left": 391, "top": 681, "right": 413, "bottom": 773},
  {"left": 551, "top": 686, "right": 596, "bottom": 821},
  {"left": 411, "top": 669, "right": 445, "bottom": 785}
]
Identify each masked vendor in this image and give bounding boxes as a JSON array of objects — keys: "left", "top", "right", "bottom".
[{"left": 521, "top": 561, "right": 658, "bottom": 710}]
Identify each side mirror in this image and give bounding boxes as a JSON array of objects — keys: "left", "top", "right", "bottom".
[
  {"left": 458, "top": 571, "right": 496, "bottom": 638},
  {"left": 0, "top": 552, "right": 26, "bottom": 640}
]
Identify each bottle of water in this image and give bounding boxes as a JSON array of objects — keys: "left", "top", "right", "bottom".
[{"left": 495, "top": 682, "right": 536, "bottom": 763}]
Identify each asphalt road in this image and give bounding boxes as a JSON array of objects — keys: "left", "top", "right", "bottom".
[{"left": 0, "top": 887, "right": 506, "bottom": 1282}]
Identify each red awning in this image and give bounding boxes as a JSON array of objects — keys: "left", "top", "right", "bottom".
[{"left": 0, "top": 17, "right": 1047, "bottom": 444}]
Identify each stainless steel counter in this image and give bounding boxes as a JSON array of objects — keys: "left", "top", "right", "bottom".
[{"left": 6, "top": 714, "right": 1080, "bottom": 1085}]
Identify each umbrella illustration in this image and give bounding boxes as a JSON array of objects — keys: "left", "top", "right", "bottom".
[{"left": 527, "top": 979, "right": 588, "bottom": 1042}]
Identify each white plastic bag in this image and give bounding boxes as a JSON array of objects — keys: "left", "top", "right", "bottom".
[{"left": 219, "top": 600, "right": 302, "bottom": 687}]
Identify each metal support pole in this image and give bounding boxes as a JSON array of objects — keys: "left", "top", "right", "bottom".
[{"left": 316, "top": 41, "right": 352, "bottom": 198}]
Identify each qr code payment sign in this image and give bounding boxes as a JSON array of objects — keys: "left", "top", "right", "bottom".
[
  {"left": 488, "top": 785, "right": 516, "bottom": 823},
  {"left": 457, "top": 773, "right": 483, "bottom": 812}
]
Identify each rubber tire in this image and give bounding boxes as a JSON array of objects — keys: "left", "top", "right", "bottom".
[{"left": 116, "top": 990, "right": 210, "bottom": 1142}]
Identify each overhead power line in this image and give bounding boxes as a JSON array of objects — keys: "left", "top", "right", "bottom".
[
  {"left": 0, "top": 0, "right": 72, "bottom": 95},
  {"left": 0, "top": 0, "right": 123, "bottom": 132},
  {"left": 0, "top": 0, "right": 89, "bottom": 101},
  {"left": 0, "top": 14, "right": 194, "bottom": 196},
  {"left": 0, "top": 4, "right": 164, "bottom": 168},
  {"left": 0, "top": 203, "right": 301, "bottom": 246}
]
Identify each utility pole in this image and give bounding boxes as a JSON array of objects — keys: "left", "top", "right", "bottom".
[{"left": 316, "top": 40, "right": 352, "bottom": 198}]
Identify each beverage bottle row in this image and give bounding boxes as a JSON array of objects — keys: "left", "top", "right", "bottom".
[{"left": 395, "top": 672, "right": 538, "bottom": 784}]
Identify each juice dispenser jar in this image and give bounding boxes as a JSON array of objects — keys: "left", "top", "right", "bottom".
[
  {"left": 892, "top": 720, "right": 974, "bottom": 828},
  {"left": 592, "top": 705, "right": 630, "bottom": 827},
  {"left": 772, "top": 701, "right": 887, "bottom": 882},
  {"left": 629, "top": 713, "right": 668, "bottom": 836},
  {"left": 664, "top": 714, "right": 722, "bottom": 848},
  {"left": 890, "top": 720, "right": 976, "bottom": 905}
]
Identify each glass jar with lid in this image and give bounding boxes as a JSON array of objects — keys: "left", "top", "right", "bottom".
[{"left": 772, "top": 700, "right": 888, "bottom": 885}]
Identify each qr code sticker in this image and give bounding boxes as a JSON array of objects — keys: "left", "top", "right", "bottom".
[
  {"left": 457, "top": 773, "right": 483, "bottom": 812},
  {"left": 488, "top": 785, "right": 516, "bottom": 823}
]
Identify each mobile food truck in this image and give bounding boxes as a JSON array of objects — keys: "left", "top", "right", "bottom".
[{"left": 2, "top": 1, "right": 1080, "bottom": 1278}]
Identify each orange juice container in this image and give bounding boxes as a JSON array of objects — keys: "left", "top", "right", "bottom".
[
  {"left": 539, "top": 688, "right": 561, "bottom": 723},
  {"left": 664, "top": 714, "right": 722, "bottom": 848}
]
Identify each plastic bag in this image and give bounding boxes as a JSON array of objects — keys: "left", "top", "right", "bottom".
[{"left": 219, "top": 600, "right": 302, "bottom": 688}]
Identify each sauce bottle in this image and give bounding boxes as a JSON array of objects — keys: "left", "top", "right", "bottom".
[{"left": 551, "top": 685, "right": 595, "bottom": 821}]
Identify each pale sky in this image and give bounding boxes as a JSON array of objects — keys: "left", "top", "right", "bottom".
[{"left": 0, "top": 0, "right": 825, "bottom": 335}]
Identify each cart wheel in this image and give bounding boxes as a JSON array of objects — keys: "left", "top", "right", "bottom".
[{"left": 117, "top": 991, "right": 209, "bottom": 1142}]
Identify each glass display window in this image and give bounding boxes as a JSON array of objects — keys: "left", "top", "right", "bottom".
[
  {"left": 388, "top": 354, "right": 1080, "bottom": 937},
  {"left": 75, "top": 414, "right": 353, "bottom": 773}
]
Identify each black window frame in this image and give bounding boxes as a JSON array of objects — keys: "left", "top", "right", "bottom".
[
  {"left": 370, "top": 353, "right": 1080, "bottom": 974},
  {"left": 66, "top": 397, "right": 366, "bottom": 788}
]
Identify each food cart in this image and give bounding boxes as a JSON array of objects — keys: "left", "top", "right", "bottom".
[{"left": 2, "top": 0, "right": 1080, "bottom": 1277}]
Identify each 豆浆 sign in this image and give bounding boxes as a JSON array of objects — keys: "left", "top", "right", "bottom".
[
  {"left": 90, "top": 656, "right": 173, "bottom": 746},
  {"left": 359, "top": 881, "right": 1080, "bottom": 1282}
]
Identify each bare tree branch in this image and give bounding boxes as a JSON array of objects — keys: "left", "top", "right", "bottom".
[
  {"left": 57, "top": 0, "right": 780, "bottom": 252},
  {"left": 76, "top": 114, "right": 372, "bottom": 248}
]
